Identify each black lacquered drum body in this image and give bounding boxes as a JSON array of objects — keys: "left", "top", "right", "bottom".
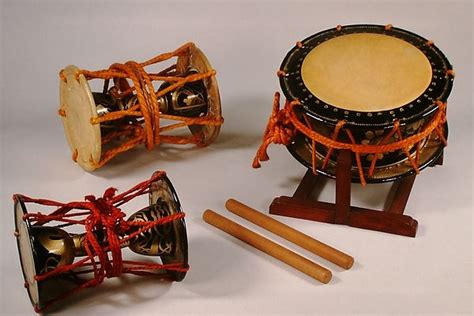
[{"left": 279, "top": 25, "right": 453, "bottom": 183}]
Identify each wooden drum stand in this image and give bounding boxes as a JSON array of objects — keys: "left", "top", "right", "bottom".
[{"left": 270, "top": 150, "right": 443, "bottom": 237}]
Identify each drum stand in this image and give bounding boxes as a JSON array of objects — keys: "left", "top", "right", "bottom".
[{"left": 269, "top": 150, "right": 441, "bottom": 237}]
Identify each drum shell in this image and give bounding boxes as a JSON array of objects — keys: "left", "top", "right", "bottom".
[
  {"left": 287, "top": 108, "right": 447, "bottom": 183},
  {"left": 272, "top": 25, "right": 453, "bottom": 183},
  {"left": 303, "top": 109, "right": 437, "bottom": 168}
]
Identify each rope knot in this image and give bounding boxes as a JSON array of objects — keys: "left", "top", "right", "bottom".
[
  {"left": 269, "top": 102, "right": 296, "bottom": 146},
  {"left": 83, "top": 187, "right": 127, "bottom": 278},
  {"left": 103, "top": 187, "right": 117, "bottom": 201},
  {"left": 252, "top": 92, "right": 296, "bottom": 168}
]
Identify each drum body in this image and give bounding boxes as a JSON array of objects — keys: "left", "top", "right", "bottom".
[
  {"left": 14, "top": 172, "right": 188, "bottom": 312},
  {"left": 59, "top": 43, "right": 223, "bottom": 171},
  {"left": 279, "top": 25, "right": 453, "bottom": 183}
]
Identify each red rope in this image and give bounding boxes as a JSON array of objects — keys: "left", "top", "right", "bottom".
[{"left": 15, "top": 171, "right": 189, "bottom": 313}]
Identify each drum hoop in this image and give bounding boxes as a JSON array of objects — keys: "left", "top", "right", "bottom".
[
  {"left": 279, "top": 24, "right": 454, "bottom": 128},
  {"left": 177, "top": 45, "right": 222, "bottom": 145},
  {"left": 60, "top": 65, "right": 102, "bottom": 171},
  {"left": 14, "top": 196, "right": 41, "bottom": 310},
  {"left": 149, "top": 172, "right": 189, "bottom": 281}
]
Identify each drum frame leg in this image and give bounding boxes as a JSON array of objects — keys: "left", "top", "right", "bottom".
[{"left": 269, "top": 150, "right": 427, "bottom": 237}]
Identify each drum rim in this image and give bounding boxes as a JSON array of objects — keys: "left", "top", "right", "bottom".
[
  {"left": 149, "top": 172, "right": 189, "bottom": 281},
  {"left": 279, "top": 24, "right": 454, "bottom": 129},
  {"left": 60, "top": 65, "right": 102, "bottom": 171},
  {"left": 286, "top": 123, "right": 448, "bottom": 183},
  {"left": 14, "top": 196, "right": 42, "bottom": 310},
  {"left": 177, "top": 44, "right": 222, "bottom": 145}
]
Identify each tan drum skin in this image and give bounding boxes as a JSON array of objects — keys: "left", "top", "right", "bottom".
[
  {"left": 301, "top": 33, "right": 432, "bottom": 112},
  {"left": 59, "top": 66, "right": 101, "bottom": 172}
]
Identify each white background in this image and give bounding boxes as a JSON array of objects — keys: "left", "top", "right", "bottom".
[{"left": 0, "top": 0, "right": 472, "bottom": 315}]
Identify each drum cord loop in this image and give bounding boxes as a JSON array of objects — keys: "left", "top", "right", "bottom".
[
  {"left": 252, "top": 92, "right": 296, "bottom": 168},
  {"left": 253, "top": 93, "right": 448, "bottom": 185},
  {"left": 60, "top": 42, "right": 223, "bottom": 169},
  {"left": 14, "top": 171, "right": 189, "bottom": 313}
]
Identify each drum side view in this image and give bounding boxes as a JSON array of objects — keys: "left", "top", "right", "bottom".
[
  {"left": 254, "top": 24, "right": 454, "bottom": 184},
  {"left": 60, "top": 66, "right": 101, "bottom": 171},
  {"left": 253, "top": 24, "right": 454, "bottom": 237},
  {"left": 13, "top": 171, "right": 189, "bottom": 312},
  {"left": 14, "top": 199, "right": 41, "bottom": 309},
  {"left": 59, "top": 43, "right": 224, "bottom": 171},
  {"left": 145, "top": 174, "right": 188, "bottom": 281}
]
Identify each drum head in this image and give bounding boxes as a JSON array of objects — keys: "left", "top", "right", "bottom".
[
  {"left": 14, "top": 197, "right": 41, "bottom": 310},
  {"left": 280, "top": 25, "right": 453, "bottom": 128},
  {"left": 60, "top": 65, "right": 101, "bottom": 171},
  {"left": 176, "top": 44, "right": 222, "bottom": 145},
  {"left": 149, "top": 172, "right": 188, "bottom": 281}
]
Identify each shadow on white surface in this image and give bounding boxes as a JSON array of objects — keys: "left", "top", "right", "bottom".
[
  {"left": 45, "top": 273, "right": 172, "bottom": 314},
  {"left": 87, "top": 96, "right": 269, "bottom": 179},
  {"left": 212, "top": 131, "right": 264, "bottom": 151},
  {"left": 414, "top": 222, "right": 427, "bottom": 238},
  {"left": 184, "top": 238, "right": 251, "bottom": 296},
  {"left": 183, "top": 220, "right": 253, "bottom": 296},
  {"left": 191, "top": 216, "right": 337, "bottom": 289}
]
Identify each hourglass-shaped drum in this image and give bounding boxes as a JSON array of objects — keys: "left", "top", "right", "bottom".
[
  {"left": 14, "top": 171, "right": 188, "bottom": 312},
  {"left": 59, "top": 43, "right": 223, "bottom": 171}
]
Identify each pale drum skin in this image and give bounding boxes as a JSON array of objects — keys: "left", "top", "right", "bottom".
[{"left": 301, "top": 33, "right": 432, "bottom": 112}]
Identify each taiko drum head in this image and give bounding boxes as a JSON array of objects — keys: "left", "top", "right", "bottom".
[
  {"left": 14, "top": 197, "right": 41, "bottom": 309},
  {"left": 280, "top": 25, "right": 453, "bottom": 182},
  {"left": 301, "top": 33, "right": 432, "bottom": 113},
  {"left": 149, "top": 173, "right": 188, "bottom": 281},
  {"left": 176, "top": 44, "right": 222, "bottom": 145},
  {"left": 59, "top": 65, "right": 101, "bottom": 172}
]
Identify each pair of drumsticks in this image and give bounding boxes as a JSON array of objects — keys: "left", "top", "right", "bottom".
[{"left": 203, "top": 199, "right": 354, "bottom": 284}]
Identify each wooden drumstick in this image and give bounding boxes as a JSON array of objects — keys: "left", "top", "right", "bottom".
[
  {"left": 225, "top": 199, "right": 354, "bottom": 269},
  {"left": 202, "top": 210, "right": 332, "bottom": 284}
]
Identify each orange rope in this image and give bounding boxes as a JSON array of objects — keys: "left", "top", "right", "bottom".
[
  {"left": 344, "top": 129, "right": 366, "bottom": 185},
  {"left": 302, "top": 115, "right": 318, "bottom": 175},
  {"left": 252, "top": 92, "right": 296, "bottom": 168},
  {"left": 322, "top": 120, "right": 346, "bottom": 169},
  {"left": 253, "top": 93, "right": 448, "bottom": 184},
  {"left": 62, "top": 43, "right": 223, "bottom": 169},
  {"left": 141, "top": 42, "right": 193, "bottom": 67},
  {"left": 368, "top": 121, "right": 399, "bottom": 177}
]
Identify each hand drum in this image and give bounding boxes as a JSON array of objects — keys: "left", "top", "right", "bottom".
[
  {"left": 59, "top": 43, "right": 223, "bottom": 171},
  {"left": 14, "top": 171, "right": 188, "bottom": 312}
]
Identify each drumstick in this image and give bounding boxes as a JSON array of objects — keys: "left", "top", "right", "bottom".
[
  {"left": 202, "top": 210, "right": 332, "bottom": 284},
  {"left": 225, "top": 199, "right": 354, "bottom": 269}
]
